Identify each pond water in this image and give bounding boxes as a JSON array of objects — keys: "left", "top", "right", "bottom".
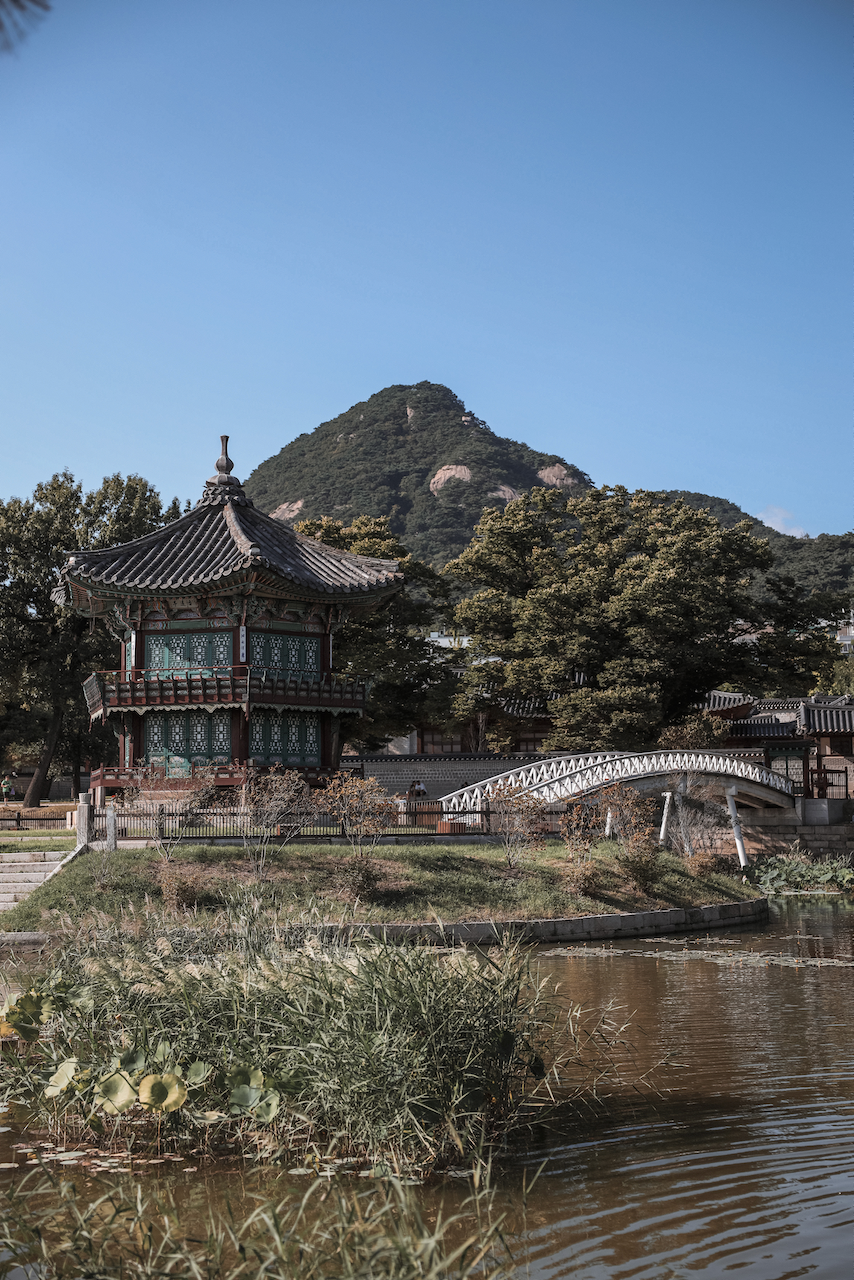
[{"left": 2, "top": 897, "right": 853, "bottom": 1278}]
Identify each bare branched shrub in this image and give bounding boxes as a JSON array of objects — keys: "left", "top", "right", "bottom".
[
  {"left": 490, "top": 783, "right": 548, "bottom": 869},
  {"left": 559, "top": 799, "right": 602, "bottom": 896},
  {"left": 322, "top": 772, "right": 396, "bottom": 857},
  {"left": 666, "top": 777, "right": 733, "bottom": 872},
  {"left": 124, "top": 765, "right": 218, "bottom": 913},
  {"left": 598, "top": 783, "right": 662, "bottom": 892},
  {"left": 243, "top": 767, "right": 314, "bottom": 879}
]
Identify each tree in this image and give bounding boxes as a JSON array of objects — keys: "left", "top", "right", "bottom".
[
  {"left": 0, "top": 0, "right": 49, "bottom": 53},
  {"left": 446, "top": 486, "right": 844, "bottom": 751},
  {"left": 296, "top": 515, "right": 456, "bottom": 753},
  {"left": 0, "top": 472, "right": 181, "bottom": 805}
]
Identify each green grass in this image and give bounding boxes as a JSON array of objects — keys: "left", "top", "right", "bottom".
[
  {"left": 0, "top": 835, "right": 77, "bottom": 853},
  {"left": 0, "top": 839, "right": 758, "bottom": 933}
]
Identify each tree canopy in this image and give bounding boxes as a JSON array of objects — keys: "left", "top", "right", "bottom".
[
  {"left": 295, "top": 515, "right": 455, "bottom": 753},
  {"left": 447, "top": 486, "right": 845, "bottom": 751},
  {"left": 0, "top": 472, "right": 181, "bottom": 802}
]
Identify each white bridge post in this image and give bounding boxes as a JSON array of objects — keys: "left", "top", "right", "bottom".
[
  {"left": 659, "top": 791, "right": 673, "bottom": 846},
  {"left": 725, "top": 786, "right": 749, "bottom": 868}
]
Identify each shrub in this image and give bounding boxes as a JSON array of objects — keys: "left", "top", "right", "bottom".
[
  {"left": 489, "top": 783, "right": 548, "bottom": 869},
  {"left": 243, "top": 767, "right": 313, "bottom": 878},
  {"left": 597, "top": 783, "right": 662, "bottom": 892},
  {"left": 322, "top": 772, "right": 396, "bottom": 856}
]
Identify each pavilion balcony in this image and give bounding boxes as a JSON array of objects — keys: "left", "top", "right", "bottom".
[{"left": 83, "top": 667, "right": 369, "bottom": 719}]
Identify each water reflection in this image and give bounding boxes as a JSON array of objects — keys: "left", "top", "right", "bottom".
[{"left": 2, "top": 899, "right": 853, "bottom": 1278}]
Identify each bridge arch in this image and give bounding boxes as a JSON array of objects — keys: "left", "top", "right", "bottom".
[{"left": 440, "top": 750, "right": 794, "bottom": 811}]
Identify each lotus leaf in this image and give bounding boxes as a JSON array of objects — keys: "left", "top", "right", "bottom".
[
  {"left": 226, "top": 1065, "right": 264, "bottom": 1090},
  {"left": 253, "top": 1090, "right": 281, "bottom": 1123},
  {"left": 139, "top": 1072, "right": 187, "bottom": 1113},
  {"left": 44, "top": 1058, "right": 79, "bottom": 1099},
  {"left": 153, "top": 1040, "right": 173, "bottom": 1066},
  {"left": 119, "top": 1047, "right": 146, "bottom": 1073},
  {"left": 186, "top": 1060, "right": 213, "bottom": 1087},
  {"left": 229, "top": 1084, "right": 262, "bottom": 1114},
  {"left": 95, "top": 1072, "right": 138, "bottom": 1115}
]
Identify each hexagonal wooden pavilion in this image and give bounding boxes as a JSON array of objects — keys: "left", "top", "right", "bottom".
[{"left": 53, "top": 438, "right": 401, "bottom": 799}]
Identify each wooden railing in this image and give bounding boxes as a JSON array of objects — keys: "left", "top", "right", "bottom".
[{"left": 84, "top": 667, "right": 369, "bottom": 718}]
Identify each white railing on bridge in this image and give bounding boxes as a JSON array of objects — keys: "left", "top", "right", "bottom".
[{"left": 441, "top": 750, "right": 794, "bottom": 810}]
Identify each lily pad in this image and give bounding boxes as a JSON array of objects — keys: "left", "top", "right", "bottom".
[
  {"left": 138, "top": 1073, "right": 187, "bottom": 1113},
  {"left": 95, "top": 1072, "right": 138, "bottom": 1115},
  {"left": 226, "top": 1065, "right": 264, "bottom": 1090},
  {"left": 119, "top": 1047, "right": 146, "bottom": 1073},
  {"left": 229, "top": 1084, "right": 262, "bottom": 1114},
  {"left": 44, "top": 1058, "right": 79, "bottom": 1099},
  {"left": 186, "top": 1060, "right": 213, "bottom": 1087},
  {"left": 253, "top": 1090, "right": 281, "bottom": 1123}
]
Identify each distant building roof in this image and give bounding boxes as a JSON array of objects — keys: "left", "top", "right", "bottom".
[
  {"left": 727, "top": 719, "right": 797, "bottom": 738},
  {"left": 53, "top": 437, "right": 402, "bottom": 613},
  {"left": 798, "top": 704, "right": 854, "bottom": 735},
  {"left": 705, "top": 690, "right": 753, "bottom": 711}
]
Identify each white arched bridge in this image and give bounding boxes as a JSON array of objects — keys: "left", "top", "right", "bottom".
[{"left": 440, "top": 750, "right": 795, "bottom": 811}]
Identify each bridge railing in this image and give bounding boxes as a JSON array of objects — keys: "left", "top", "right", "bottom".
[{"left": 442, "top": 749, "right": 794, "bottom": 811}]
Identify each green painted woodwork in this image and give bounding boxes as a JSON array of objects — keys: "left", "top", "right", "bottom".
[
  {"left": 249, "top": 710, "right": 320, "bottom": 766},
  {"left": 145, "top": 710, "right": 232, "bottom": 772},
  {"left": 145, "top": 632, "right": 233, "bottom": 672},
  {"left": 248, "top": 632, "right": 320, "bottom": 674}
]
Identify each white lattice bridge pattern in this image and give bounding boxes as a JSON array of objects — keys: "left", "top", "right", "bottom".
[{"left": 440, "top": 750, "right": 795, "bottom": 810}]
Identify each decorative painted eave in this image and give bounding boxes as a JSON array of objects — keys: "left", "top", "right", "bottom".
[{"left": 53, "top": 436, "right": 402, "bottom": 611}]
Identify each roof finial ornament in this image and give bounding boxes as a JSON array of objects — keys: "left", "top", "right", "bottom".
[
  {"left": 198, "top": 434, "right": 252, "bottom": 506},
  {"left": 216, "top": 435, "right": 234, "bottom": 478}
]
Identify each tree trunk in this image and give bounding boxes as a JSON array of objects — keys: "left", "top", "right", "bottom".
[
  {"left": 72, "top": 745, "right": 82, "bottom": 800},
  {"left": 24, "top": 708, "right": 63, "bottom": 808}
]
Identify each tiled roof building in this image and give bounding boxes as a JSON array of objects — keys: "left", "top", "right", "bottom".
[{"left": 56, "top": 438, "right": 402, "bottom": 794}]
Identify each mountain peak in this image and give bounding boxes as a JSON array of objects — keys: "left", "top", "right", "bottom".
[{"left": 242, "top": 382, "right": 591, "bottom": 565}]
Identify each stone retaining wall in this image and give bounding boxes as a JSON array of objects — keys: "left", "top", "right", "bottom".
[{"left": 0, "top": 898, "right": 768, "bottom": 949}]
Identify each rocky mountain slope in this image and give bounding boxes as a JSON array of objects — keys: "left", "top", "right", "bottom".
[
  {"left": 242, "top": 382, "right": 591, "bottom": 565},
  {"left": 243, "top": 382, "right": 852, "bottom": 593}
]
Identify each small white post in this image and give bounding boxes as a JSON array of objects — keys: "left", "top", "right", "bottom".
[
  {"left": 659, "top": 791, "right": 673, "bottom": 846},
  {"left": 604, "top": 809, "right": 613, "bottom": 838},
  {"left": 725, "top": 786, "right": 749, "bottom": 868},
  {"left": 105, "top": 805, "right": 117, "bottom": 853}
]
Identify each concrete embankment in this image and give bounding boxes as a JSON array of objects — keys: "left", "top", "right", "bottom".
[{"left": 0, "top": 898, "right": 768, "bottom": 949}]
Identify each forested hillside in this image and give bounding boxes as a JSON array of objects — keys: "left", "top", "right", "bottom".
[
  {"left": 242, "top": 382, "right": 591, "bottom": 565},
  {"left": 242, "top": 382, "right": 852, "bottom": 592},
  {"left": 665, "top": 491, "right": 854, "bottom": 596}
]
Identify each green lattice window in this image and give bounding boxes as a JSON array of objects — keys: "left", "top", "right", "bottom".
[
  {"left": 145, "top": 633, "right": 232, "bottom": 672},
  {"left": 248, "top": 632, "right": 320, "bottom": 674},
  {"left": 145, "top": 710, "right": 231, "bottom": 771},
  {"left": 249, "top": 711, "right": 319, "bottom": 766}
]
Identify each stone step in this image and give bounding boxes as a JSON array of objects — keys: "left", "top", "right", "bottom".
[
  {"left": 0, "top": 850, "right": 66, "bottom": 863},
  {"left": 0, "top": 863, "right": 61, "bottom": 874}
]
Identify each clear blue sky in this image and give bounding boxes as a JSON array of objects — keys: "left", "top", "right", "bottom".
[{"left": 0, "top": 0, "right": 849, "bottom": 536}]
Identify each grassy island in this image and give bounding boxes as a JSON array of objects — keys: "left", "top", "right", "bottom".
[{"left": 0, "top": 837, "right": 757, "bottom": 934}]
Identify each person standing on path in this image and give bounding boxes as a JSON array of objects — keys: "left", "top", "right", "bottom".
[{"left": 1, "top": 775, "right": 11, "bottom": 804}]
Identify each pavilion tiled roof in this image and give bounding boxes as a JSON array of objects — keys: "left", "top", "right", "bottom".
[
  {"left": 53, "top": 438, "right": 402, "bottom": 606},
  {"left": 727, "top": 718, "right": 797, "bottom": 738}
]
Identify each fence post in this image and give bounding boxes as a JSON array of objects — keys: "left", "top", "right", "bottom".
[
  {"left": 105, "top": 805, "right": 117, "bottom": 853},
  {"left": 76, "top": 792, "right": 92, "bottom": 846},
  {"left": 483, "top": 799, "right": 491, "bottom": 834}
]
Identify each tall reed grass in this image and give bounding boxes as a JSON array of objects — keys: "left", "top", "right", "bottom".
[{"left": 1, "top": 898, "right": 638, "bottom": 1170}]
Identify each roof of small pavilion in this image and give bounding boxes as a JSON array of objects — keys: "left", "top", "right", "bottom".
[{"left": 53, "top": 438, "right": 402, "bottom": 611}]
